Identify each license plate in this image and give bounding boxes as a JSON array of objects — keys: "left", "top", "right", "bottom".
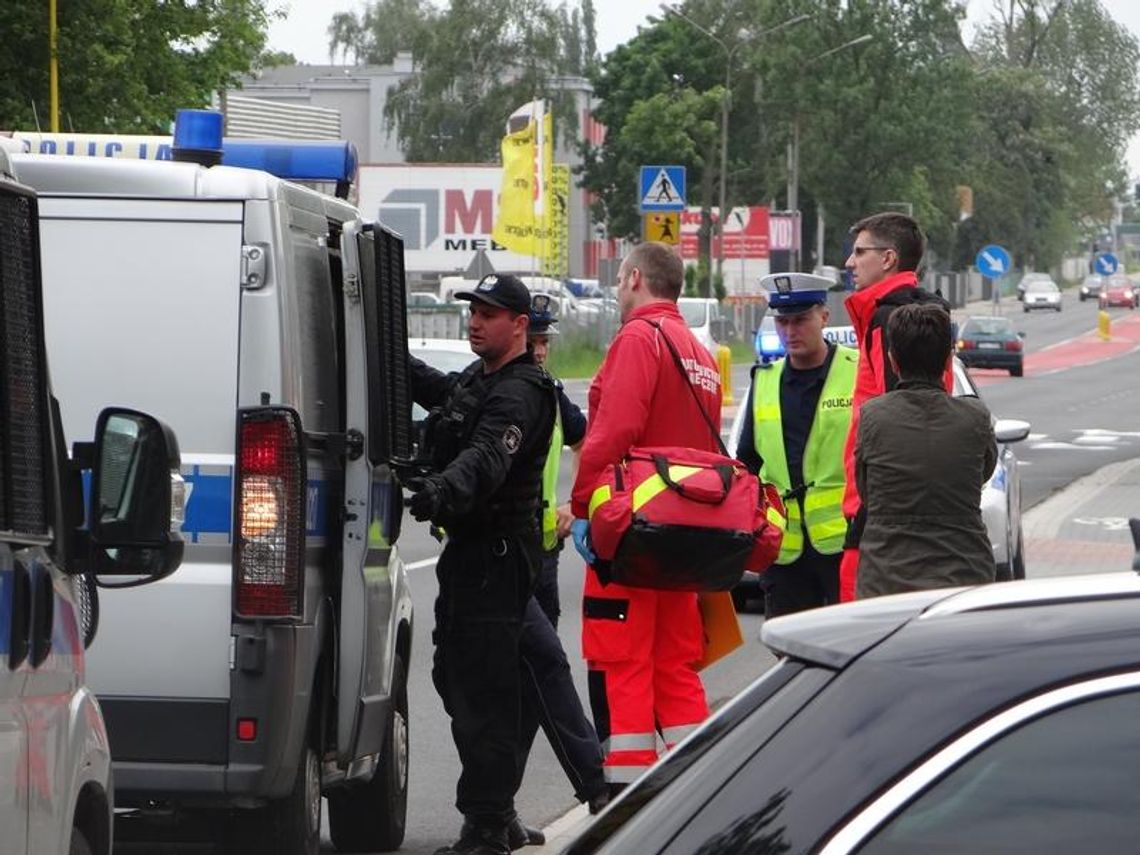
[{"left": 979, "top": 342, "right": 1000, "bottom": 349}]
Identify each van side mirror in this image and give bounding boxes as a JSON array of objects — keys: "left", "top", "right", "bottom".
[
  {"left": 993, "top": 418, "right": 1031, "bottom": 445},
  {"left": 89, "top": 408, "right": 186, "bottom": 576}
]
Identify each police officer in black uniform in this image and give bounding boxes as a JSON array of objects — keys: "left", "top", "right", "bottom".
[{"left": 407, "top": 274, "right": 556, "bottom": 855}]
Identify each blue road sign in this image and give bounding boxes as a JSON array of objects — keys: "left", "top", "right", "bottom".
[
  {"left": 639, "top": 165, "right": 686, "bottom": 212},
  {"left": 975, "top": 244, "right": 1011, "bottom": 279},
  {"left": 1094, "top": 252, "right": 1119, "bottom": 275}
]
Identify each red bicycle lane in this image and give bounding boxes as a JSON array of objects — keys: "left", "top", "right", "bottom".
[{"left": 968, "top": 312, "right": 1140, "bottom": 386}]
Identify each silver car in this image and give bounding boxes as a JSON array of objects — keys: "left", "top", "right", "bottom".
[{"left": 729, "top": 356, "right": 1029, "bottom": 607}]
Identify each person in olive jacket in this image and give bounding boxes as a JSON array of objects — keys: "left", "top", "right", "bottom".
[{"left": 854, "top": 303, "right": 997, "bottom": 598}]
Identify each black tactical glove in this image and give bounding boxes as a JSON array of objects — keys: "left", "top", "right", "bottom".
[{"left": 405, "top": 476, "right": 443, "bottom": 523}]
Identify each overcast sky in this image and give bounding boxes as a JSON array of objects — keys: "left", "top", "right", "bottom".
[{"left": 265, "top": 0, "right": 1140, "bottom": 172}]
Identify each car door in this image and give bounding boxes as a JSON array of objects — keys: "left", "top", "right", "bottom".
[
  {"left": 334, "top": 219, "right": 412, "bottom": 761},
  {"left": 0, "top": 544, "right": 30, "bottom": 855},
  {"left": 823, "top": 670, "right": 1140, "bottom": 853}
]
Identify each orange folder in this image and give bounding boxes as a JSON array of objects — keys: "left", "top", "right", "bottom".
[{"left": 695, "top": 591, "right": 744, "bottom": 671}]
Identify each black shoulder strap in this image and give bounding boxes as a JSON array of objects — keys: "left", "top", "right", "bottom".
[{"left": 633, "top": 317, "right": 729, "bottom": 457}]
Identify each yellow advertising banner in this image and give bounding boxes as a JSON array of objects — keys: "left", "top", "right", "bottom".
[
  {"left": 643, "top": 212, "right": 680, "bottom": 245},
  {"left": 492, "top": 118, "right": 539, "bottom": 255},
  {"left": 543, "top": 164, "right": 570, "bottom": 277}
]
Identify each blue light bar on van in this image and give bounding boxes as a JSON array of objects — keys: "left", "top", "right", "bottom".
[{"left": 222, "top": 140, "right": 358, "bottom": 185}]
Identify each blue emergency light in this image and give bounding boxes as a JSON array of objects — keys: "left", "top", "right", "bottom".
[{"left": 171, "top": 109, "right": 358, "bottom": 197}]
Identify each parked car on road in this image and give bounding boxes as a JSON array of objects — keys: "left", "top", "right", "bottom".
[
  {"left": 1098, "top": 273, "right": 1136, "bottom": 309},
  {"left": 1016, "top": 271, "right": 1056, "bottom": 302},
  {"left": 1022, "top": 276, "right": 1062, "bottom": 312},
  {"left": 569, "top": 573, "right": 1140, "bottom": 855},
  {"left": 1079, "top": 273, "right": 1104, "bottom": 301},
  {"left": 728, "top": 358, "right": 1028, "bottom": 609},
  {"left": 955, "top": 315, "right": 1025, "bottom": 376}
]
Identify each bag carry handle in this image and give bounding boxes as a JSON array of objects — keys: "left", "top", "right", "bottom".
[
  {"left": 634, "top": 317, "right": 730, "bottom": 457},
  {"left": 651, "top": 454, "right": 733, "bottom": 505}
]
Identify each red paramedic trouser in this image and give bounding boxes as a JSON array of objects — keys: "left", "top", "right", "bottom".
[{"left": 581, "top": 565, "right": 709, "bottom": 784}]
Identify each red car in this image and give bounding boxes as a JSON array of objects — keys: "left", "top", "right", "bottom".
[{"left": 1098, "top": 274, "right": 1136, "bottom": 309}]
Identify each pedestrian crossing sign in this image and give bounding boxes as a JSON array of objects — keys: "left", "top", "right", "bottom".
[
  {"left": 643, "top": 212, "right": 681, "bottom": 245},
  {"left": 639, "top": 165, "right": 686, "bottom": 212}
]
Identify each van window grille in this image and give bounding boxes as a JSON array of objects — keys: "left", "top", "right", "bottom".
[{"left": 0, "top": 184, "right": 50, "bottom": 536}]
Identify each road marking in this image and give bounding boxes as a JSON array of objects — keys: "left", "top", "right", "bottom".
[
  {"left": 1072, "top": 517, "right": 1133, "bottom": 531},
  {"left": 405, "top": 556, "right": 439, "bottom": 571}
]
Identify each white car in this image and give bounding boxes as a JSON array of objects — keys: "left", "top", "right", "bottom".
[
  {"left": 678, "top": 297, "right": 728, "bottom": 357},
  {"left": 1021, "top": 276, "right": 1062, "bottom": 312},
  {"left": 408, "top": 337, "right": 477, "bottom": 419},
  {"left": 729, "top": 357, "right": 1029, "bottom": 607}
]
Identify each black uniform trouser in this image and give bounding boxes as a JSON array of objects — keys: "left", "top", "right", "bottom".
[
  {"left": 432, "top": 532, "right": 537, "bottom": 827},
  {"left": 532, "top": 550, "right": 561, "bottom": 628},
  {"left": 762, "top": 551, "right": 841, "bottom": 619},
  {"left": 516, "top": 594, "right": 606, "bottom": 803}
]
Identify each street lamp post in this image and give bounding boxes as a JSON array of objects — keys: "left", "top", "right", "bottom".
[
  {"left": 663, "top": 6, "right": 810, "bottom": 286},
  {"left": 787, "top": 34, "right": 873, "bottom": 271}
]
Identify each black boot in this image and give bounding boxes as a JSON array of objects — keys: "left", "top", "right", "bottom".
[
  {"left": 587, "top": 787, "right": 611, "bottom": 815},
  {"left": 507, "top": 816, "right": 545, "bottom": 849},
  {"left": 436, "top": 821, "right": 510, "bottom": 855}
]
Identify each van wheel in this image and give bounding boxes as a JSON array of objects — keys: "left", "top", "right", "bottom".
[
  {"left": 328, "top": 654, "right": 409, "bottom": 852},
  {"left": 226, "top": 736, "right": 322, "bottom": 855},
  {"left": 69, "top": 829, "right": 93, "bottom": 855}
]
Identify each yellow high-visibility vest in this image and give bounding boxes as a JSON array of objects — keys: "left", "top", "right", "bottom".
[
  {"left": 752, "top": 346, "right": 856, "bottom": 563},
  {"left": 541, "top": 404, "right": 563, "bottom": 551}
]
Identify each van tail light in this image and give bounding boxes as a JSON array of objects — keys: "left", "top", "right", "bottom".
[
  {"left": 1004, "top": 339, "right": 1022, "bottom": 352},
  {"left": 234, "top": 408, "right": 304, "bottom": 619}
]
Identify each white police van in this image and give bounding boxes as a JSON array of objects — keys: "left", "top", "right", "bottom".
[
  {"left": 6, "top": 112, "right": 415, "bottom": 854},
  {"left": 1, "top": 146, "right": 185, "bottom": 855}
]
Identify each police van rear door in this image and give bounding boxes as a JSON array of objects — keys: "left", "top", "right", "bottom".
[{"left": 336, "top": 220, "right": 413, "bottom": 761}]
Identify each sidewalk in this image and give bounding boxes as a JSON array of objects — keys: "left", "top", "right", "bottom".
[{"left": 535, "top": 455, "right": 1140, "bottom": 851}]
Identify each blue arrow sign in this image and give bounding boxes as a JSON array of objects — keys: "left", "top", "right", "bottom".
[
  {"left": 639, "top": 165, "right": 686, "bottom": 212},
  {"left": 975, "top": 244, "right": 1011, "bottom": 279},
  {"left": 1094, "top": 252, "right": 1119, "bottom": 276}
]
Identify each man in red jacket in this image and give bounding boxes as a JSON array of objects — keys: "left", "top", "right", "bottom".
[
  {"left": 839, "top": 212, "right": 952, "bottom": 601},
  {"left": 570, "top": 242, "right": 720, "bottom": 792}
]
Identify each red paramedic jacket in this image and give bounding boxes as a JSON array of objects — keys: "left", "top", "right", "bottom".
[{"left": 572, "top": 302, "right": 722, "bottom": 519}]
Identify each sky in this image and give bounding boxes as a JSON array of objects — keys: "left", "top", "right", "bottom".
[{"left": 265, "top": 0, "right": 1140, "bottom": 172}]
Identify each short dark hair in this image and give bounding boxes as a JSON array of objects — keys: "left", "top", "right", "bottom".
[
  {"left": 850, "top": 212, "right": 926, "bottom": 272},
  {"left": 887, "top": 303, "right": 951, "bottom": 381},
  {"left": 626, "top": 242, "right": 683, "bottom": 301}
]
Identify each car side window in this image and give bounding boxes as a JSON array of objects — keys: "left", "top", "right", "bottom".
[{"left": 857, "top": 690, "right": 1140, "bottom": 854}]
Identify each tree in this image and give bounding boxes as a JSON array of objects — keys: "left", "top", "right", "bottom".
[
  {"left": 383, "top": 0, "right": 598, "bottom": 162},
  {"left": 326, "top": 0, "right": 434, "bottom": 66},
  {"left": 0, "top": 1, "right": 276, "bottom": 133}
]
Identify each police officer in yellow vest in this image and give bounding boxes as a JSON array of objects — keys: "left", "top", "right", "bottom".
[{"left": 736, "top": 273, "right": 857, "bottom": 617}]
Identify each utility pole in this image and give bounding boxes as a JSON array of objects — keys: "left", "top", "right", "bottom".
[{"left": 49, "top": 0, "right": 60, "bottom": 131}]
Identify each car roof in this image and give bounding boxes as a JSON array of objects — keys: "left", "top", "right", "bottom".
[
  {"left": 762, "top": 572, "right": 1140, "bottom": 668},
  {"left": 407, "top": 337, "right": 473, "bottom": 354},
  {"left": 964, "top": 315, "right": 1012, "bottom": 324}
]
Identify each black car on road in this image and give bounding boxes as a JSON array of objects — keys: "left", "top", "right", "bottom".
[
  {"left": 955, "top": 315, "right": 1025, "bottom": 376},
  {"left": 568, "top": 573, "right": 1140, "bottom": 854}
]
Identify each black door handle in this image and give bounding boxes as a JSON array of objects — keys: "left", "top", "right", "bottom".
[
  {"left": 7, "top": 551, "right": 31, "bottom": 670},
  {"left": 29, "top": 561, "right": 54, "bottom": 668}
]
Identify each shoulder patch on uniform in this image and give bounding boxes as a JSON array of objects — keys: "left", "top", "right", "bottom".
[{"left": 502, "top": 425, "right": 523, "bottom": 454}]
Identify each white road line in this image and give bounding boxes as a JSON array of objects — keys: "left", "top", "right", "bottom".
[{"left": 405, "top": 556, "right": 440, "bottom": 571}]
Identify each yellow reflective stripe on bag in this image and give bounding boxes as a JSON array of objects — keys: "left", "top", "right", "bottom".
[{"left": 630, "top": 465, "right": 703, "bottom": 512}]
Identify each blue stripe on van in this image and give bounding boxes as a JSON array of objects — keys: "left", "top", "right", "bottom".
[{"left": 182, "top": 468, "right": 329, "bottom": 543}]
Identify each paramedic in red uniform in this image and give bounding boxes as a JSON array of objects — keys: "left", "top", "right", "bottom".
[
  {"left": 570, "top": 241, "right": 721, "bottom": 794},
  {"left": 840, "top": 212, "right": 952, "bottom": 601}
]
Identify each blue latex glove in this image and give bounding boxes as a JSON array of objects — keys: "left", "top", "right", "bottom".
[{"left": 571, "top": 519, "right": 597, "bottom": 565}]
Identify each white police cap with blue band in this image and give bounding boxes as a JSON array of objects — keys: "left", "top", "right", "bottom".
[{"left": 760, "top": 272, "right": 833, "bottom": 315}]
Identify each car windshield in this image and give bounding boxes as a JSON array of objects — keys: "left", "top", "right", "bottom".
[
  {"left": 964, "top": 318, "right": 1013, "bottom": 336},
  {"left": 679, "top": 301, "right": 709, "bottom": 327},
  {"left": 1105, "top": 276, "right": 1130, "bottom": 289},
  {"left": 1025, "top": 281, "right": 1057, "bottom": 293}
]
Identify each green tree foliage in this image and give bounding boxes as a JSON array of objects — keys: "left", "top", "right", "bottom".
[
  {"left": 583, "top": 0, "right": 1139, "bottom": 272},
  {"left": 327, "top": 0, "right": 598, "bottom": 162},
  {"left": 0, "top": 1, "right": 275, "bottom": 133}
]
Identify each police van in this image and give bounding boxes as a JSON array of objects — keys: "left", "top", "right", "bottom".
[
  {"left": 1, "top": 146, "right": 185, "bottom": 854},
  {"left": 6, "top": 112, "right": 415, "bottom": 854}
]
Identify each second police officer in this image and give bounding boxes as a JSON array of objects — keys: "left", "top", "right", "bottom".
[
  {"left": 406, "top": 273, "right": 556, "bottom": 855},
  {"left": 735, "top": 273, "right": 857, "bottom": 617}
]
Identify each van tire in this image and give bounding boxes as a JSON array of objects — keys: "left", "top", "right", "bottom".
[
  {"left": 225, "top": 736, "right": 322, "bottom": 855},
  {"left": 69, "top": 829, "right": 93, "bottom": 855},
  {"left": 328, "top": 654, "right": 409, "bottom": 852}
]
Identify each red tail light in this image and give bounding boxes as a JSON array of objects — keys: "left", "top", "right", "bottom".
[
  {"left": 234, "top": 408, "right": 304, "bottom": 618},
  {"left": 1004, "top": 339, "right": 1022, "bottom": 351},
  {"left": 957, "top": 339, "right": 974, "bottom": 350}
]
